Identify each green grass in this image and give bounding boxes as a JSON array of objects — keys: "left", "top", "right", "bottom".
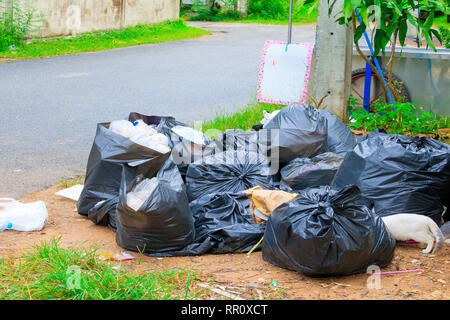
[
  {"left": 57, "top": 175, "right": 85, "bottom": 187},
  {"left": 201, "top": 101, "right": 285, "bottom": 139},
  {"left": 0, "top": 19, "right": 211, "bottom": 60},
  {"left": 186, "top": 5, "right": 317, "bottom": 25},
  {"left": 188, "top": 14, "right": 317, "bottom": 25},
  {"left": 0, "top": 238, "right": 204, "bottom": 300},
  {"left": 433, "top": 15, "right": 450, "bottom": 29},
  {"left": 201, "top": 98, "right": 449, "bottom": 145},
  {"left": 221, "top": 15, "right": 316, "bottom": 25}
]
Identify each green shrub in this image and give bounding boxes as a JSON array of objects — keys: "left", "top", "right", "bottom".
[
  {"left": 0, "top": 0, "right": 40, "bottom": 51},
  {"left": 247, "top": 0, "right": 287, "bottom": 19},
  {"left": 247, "top": 0, "right": 316, "bottom": 20},
  {"left": 438, "top": 26, "right": 450, "bottom": 49},
  {"left": 348, "top": 102, "right": 449, "bottom": 137}
]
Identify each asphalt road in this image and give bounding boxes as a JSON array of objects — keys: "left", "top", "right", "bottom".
[{"left": 0, "top": 22, "right": 316, "bottom": 199}]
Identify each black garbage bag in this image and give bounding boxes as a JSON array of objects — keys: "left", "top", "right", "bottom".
[
  {"left": 280, "top": 152, "right": 344, "bottom": 192},
  {"left": 115, "top": 160, "right": 195, "bottom": 255},
  {"left": 85, "top": 154, "right": 182, "bottom": 231},
  {"left": 189, "top": 192, "right": 266, "bottom": 254},
  {"left": 262, "top": 185, "right": 396, "bottom": 277},
  {"left": 263, "top": 104, "right": 328, "bottom": 166},
  {"left": 77, "top": 121, "right": 171, "bottom": 217},
  {"left": 214, "top": 129, "right": 270, "bottom": 155},
  {"left": 319, "top": 110, "right": 357, "bottom": 156},
  {"left": 185, "top": 151, "right": 274, "bottom": 202},
  {"left": 331, "top": 133, "right": 450, "bottom": 225},
  {"left": 87, "top": 196, "right": 119, "bottom": 231}
]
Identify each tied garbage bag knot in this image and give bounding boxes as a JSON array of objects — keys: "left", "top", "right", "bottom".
[
  {"left": 185, "top": 151, "right": 274, "bottom": 202},
  {"left": 262, "top": 185, "right": 396, "bottom": 277}
]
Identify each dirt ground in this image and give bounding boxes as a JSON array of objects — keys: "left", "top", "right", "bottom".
[{"left": 1, "top": 184, "right": 448, "bottom": 300}]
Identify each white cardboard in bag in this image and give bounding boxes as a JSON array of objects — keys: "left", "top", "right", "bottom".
[
  {"left": 0, "top": 198, "right": 48, "bottom": 232},
  {"left": 55, "top": 184, "right": 84, "bottom": 201}
]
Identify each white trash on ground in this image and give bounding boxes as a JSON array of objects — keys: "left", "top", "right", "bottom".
[
  {"left": 0, "top": 198, "right": 48, "bottom": 232},
  {"left": 55, "top": 184, "right": 84, "bottom": 201}
]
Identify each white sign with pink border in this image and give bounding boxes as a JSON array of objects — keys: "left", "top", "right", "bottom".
[{"left": 257, "top": 41, "right": 314, "bottom": 105}]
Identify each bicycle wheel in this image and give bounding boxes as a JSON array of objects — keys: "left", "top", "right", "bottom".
[{"left": 351, "top": 68, "right": 411, "bottom": 110}]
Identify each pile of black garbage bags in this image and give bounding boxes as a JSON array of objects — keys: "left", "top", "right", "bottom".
[{"left": 77, "top": 105, "right": 450, "bottom": 277}]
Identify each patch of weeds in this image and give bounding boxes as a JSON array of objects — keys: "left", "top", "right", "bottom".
[
  {"left": 189, "top": 8, "right": 244, "bottom": 22},
  {"left": 0, "top": 19, "right": 211, "bottom": 59},
  {"left": 57, "top": 175, "right": 85, "bottom": 187},
  {"left": 438, "top": 26, "right": 450, "bottom": 48},
  {"left": 0, "top": 237, "right": 204, "bottom": 300},
  {"left": 185, "top": 0, "right": 317, "bottom": 25},
  {"left": 201, "top": 101, "right": 284, "bottom": 139},
  {"left": 348, "top": 102, "right": 449, "bottom": 142},
  {"left": 0, "top": 0, "right": 44, "bottom": 51}
]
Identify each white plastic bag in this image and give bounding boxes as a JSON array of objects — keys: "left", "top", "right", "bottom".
[
  {"left": 171, "top": 125, "right": 214, "bottom": 160},
  {"left": 109, "top": 120, "right": 139, "bottom": 138},
  {"left": 132, "top": 119, "right": 158, "bottom": 136},
  {"left": 110, "top": 119, "right": 170, "bottom": 153},
  {"left": 172, "top": 126, "right": 209, "bottom": 146},
  {"left": 0, "top": 198, "right": 48, "bottom": 232},
  {"left": 126, "top": 178, "right": 159, "bottom": 211},
  {"left": 130, "top": 133, "right": 171, "bottom": 154}
]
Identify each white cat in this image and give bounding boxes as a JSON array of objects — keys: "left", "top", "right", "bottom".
[{"left": 381, "top": 214, "right": 445, "bottom": 254}]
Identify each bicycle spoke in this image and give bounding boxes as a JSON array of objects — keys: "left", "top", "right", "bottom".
[
  {"left": 351, "top": 87, "right": 365, "bottom": 101},
  {"left": 370, "top": 91, "right": 384, "bottom": 104}
]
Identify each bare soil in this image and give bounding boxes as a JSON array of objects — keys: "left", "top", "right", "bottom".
[{"left": 1, "top": 184, "right": 448, "bottom": 300}]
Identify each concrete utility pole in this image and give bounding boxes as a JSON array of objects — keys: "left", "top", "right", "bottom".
[{"left": 308, "top": 0, "right": 353, "bottom": 122}]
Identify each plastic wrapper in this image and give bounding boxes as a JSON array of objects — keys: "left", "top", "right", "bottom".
[
  {"left": 260, "top": 110, "right": 281, "bottom": 126},
  {"left": 262, "top": 185, "right": 396, "bottom": 277}
]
